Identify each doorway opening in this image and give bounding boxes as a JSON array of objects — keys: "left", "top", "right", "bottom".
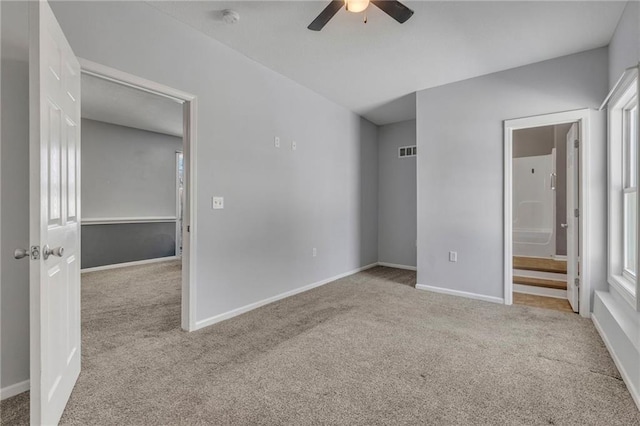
[
  {"left": 79, "top": 59, "right": 197, "bottom": 331},
  {"left": 504, "top": 109, "right": 592, "bottom": 316}
]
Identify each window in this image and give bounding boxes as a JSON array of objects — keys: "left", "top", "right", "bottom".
[
  {"left": 623, "top": 100, "right": 638, "bottom": 281},
  {"left": 608, "top": 69, "right": 639, "bottom": 308}
]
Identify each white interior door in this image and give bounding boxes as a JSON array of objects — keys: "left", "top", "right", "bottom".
[
  {"left": 566, "top": 123, "right": 579, "bottom": 312},
  {"left": 29, "top": 1, "right": 81, "bottom": 424}
]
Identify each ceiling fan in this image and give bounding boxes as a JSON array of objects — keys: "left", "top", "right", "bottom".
[{"left": 308, "top": 0, "right": 414, "bottom": 31}]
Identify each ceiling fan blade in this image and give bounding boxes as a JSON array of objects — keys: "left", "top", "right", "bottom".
[
  {"left": 308, "top": 0, "right": 345, "bottom": 31},
  {"left": 371, "top": 1, "right": 414, "bottom": 24}
]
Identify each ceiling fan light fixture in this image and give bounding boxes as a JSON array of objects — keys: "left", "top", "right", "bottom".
[{"left": 345, "top": 0, "right": 370, "bottom": 13}]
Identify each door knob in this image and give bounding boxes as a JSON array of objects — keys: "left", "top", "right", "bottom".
[
  {"left": 43, "top": 245, "right": 64, "bottom": 260},
  {"left": 561, "top": 223, "right": 568, "bottom": 229},
  {"left": 14, "top": 248, "right": 30, "bottom": 260}
]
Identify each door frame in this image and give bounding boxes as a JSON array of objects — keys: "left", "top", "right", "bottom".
[
  {"left": 175, "top": 150, "right": 183, "bottom": 258},
  {"left": 79, "top": 58, "right": 198, "bottom": 331},
  {"left": 504, "top": 109, "right": 591, "bottom": 317}
]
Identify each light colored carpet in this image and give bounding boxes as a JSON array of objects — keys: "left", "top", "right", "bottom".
[{"left": 2, "top": 262, "right": 639, "bottom": 425}]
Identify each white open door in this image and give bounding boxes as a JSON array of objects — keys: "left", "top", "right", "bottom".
[
  {"left": 29, "top": 1, "right": 81, "bottom": 424},
  {"left": 566, "top": 123, "right": 579, "bottom": 312}
]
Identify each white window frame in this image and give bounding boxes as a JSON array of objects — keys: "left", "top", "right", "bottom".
[
  {"left": 606, "top": 67, "right": 639, "bottom": 311},
  {"left": 623, "top": 99, "right": 638, "bottom": 282}
]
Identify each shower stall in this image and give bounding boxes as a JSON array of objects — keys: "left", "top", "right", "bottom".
[{"left": 512, "top": 150, "right": 556, "bottom": 258}]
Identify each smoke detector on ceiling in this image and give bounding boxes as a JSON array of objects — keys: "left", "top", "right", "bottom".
[{"left": 221, "top": 9, "right": 240, "bottom": 25}]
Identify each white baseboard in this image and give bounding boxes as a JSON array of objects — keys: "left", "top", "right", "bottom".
[
  {"left": 194, "top": 263, "right": 378, "bottom": 331},
  {"left": 81, "top": 256, "right": 180, "bottom": 273},
  {"left": 592, "top": 314, "right": 640, "bottom": 411},
  {"left": 377, "top": 262, "right": 417, "bottom": 271},
  {"left": 1, "top": 379, "right": 29, "bottom": 400},
  {"left": 415, "top": 283, "right": 504, "bottom": 304},
  {"left": 513, "top": 284, "right": 567, "bottom": 299}
]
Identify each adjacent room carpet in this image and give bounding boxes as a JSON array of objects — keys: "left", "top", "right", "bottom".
[{"left": 2, "top": 262, "right": 639, "bottom": 425}]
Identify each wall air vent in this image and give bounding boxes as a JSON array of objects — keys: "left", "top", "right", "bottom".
[{"left": 398, "top": 145, "right": 417, "bottom": 158}]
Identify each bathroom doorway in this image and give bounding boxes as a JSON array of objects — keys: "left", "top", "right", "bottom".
[{"left": 504, "top": 109, "right": 593, "bottom": 315}]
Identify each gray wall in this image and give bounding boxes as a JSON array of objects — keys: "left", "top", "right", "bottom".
[
  {"left": 81, "top": 223, "right": 176, "bottom": 269},
  {"left": 81, "top": 119, "right": 183, "bottom": 220},
  {"left": 47, "top": 1, "right": 379, "bottom": 320},
  {"left": 80, "top": 119, "right": 182, "bottom": 268},
  {"left": 608, "top": 0, "right": 640, "bottom": 88},
  {"left": 1, "top": 1, "right": 29, "bottom": 390},
  {"left": 377, "top": 120, "right": 416, "bottom": 267},
  {"left": 1, "top": 1, "right": 379, "bottom": 389},
  {"left": 513, "top": 126, "right": 555, "bottom": 158},
  {"left": 416, "top": 48, "right": 609, "bottom": 302}
]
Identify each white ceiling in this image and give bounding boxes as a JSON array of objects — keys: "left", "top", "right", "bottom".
[
  {"left": 81, "top": 73, "right": 184, "bottom": 137},
  {"left": 148, "top": 1, "right": 626, "bottom": 125}
]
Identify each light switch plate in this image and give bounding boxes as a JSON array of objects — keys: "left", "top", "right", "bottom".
[
  {"left": 292, "top": 140, "right": 297, "bottom": 151},
  {"left": 212, "top": 196, "right": 224, "bottom": 209},
  {"left": 449, "top": 251, "right": 457, "bottom": 262}
]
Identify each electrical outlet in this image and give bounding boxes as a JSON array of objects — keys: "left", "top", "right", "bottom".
[
  {"left": 312, "top": 247, "right": 317, "bottom": 257},
  {"left": 274, "top": 136, "right": 280, "bottom": 148},
  {"left": 292, "top": 140, "right": 297, "bottom": 151},
  {"left": 449, "top": 251, "right": 457, "bottom": 262},
  {"left": 212, "top": 196, "right": 224, "bottom": 209}
]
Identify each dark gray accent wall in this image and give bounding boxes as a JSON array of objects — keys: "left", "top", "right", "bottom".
[{"left": 81, "top": 222, "right": 176, "bottom": 269}]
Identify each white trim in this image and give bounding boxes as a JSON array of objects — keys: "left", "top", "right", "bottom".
[
  {"left": 80, "top": 256, "right": 179, "bottom": 273},
  {"left": 183, "top": 98, "right": 198, "bottom": 331},
  {"left": 513, "top": 284, "right": 567, "bottom": 299},
  {"left": 504, "top": 117, "right": 514, "bottom": 306},
  {"left": 377, "top": 262, "right": 417, "bottom": 271},
  {"left": 592, "top": 314, "right": 640, "bottom": 411},
  {"left": 600, "top": 66, "right": 639, "bottom": 110},
  {"left": 0, "top": 380, "right": 30, "bottom": 401},
  {"left": 504, "top": 109, "right": 592, "bottom": 317},
  {"left": 175, "top": 151, "right": 183, "bottom": 257},
  {"left": 194, "top": 263, "right": 378, "bottom": 331},
  {"left": 415, "top": 284, "right": 504, "bottom": 304},
  {"left": 606, "top": 69, "right": 640, "bottom": 312},
  {"left": 81, "top": 216, "right": 177, "bottom": 225},
  {"left": 0, "top": 2, "right": 2, "bottom": 408},
  {"left": 78, "top": 58, "right": 198, "bottom": 331},
  {"left": 610, "top": 274, "right": 638, "bottom": 309},
  {"left": 79, "top": 59, "right": 191, "bottom": 104}
]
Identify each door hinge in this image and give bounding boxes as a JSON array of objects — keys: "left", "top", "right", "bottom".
[
  {"left": 574, "top": 139, "right": 579, "bottom": 149},
  {"left": 30, "top": 245, "right": 40, "bottom": 260},
  {"left": 574, "top": 208, "right": 580, "bottom": 218},
  {"left": 187, "top": 225, "right": 190, "bottom": 232},
  {"left": 574, "top": 277, "right": 580, "bottom": 288}
]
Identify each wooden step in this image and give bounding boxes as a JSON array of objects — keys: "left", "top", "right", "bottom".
[
  {"left": 513, "top": 275, "right": 567, "bottom": 290},
  {"left": 513, "top": 256, "right": 567, "bottom": 274}
]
